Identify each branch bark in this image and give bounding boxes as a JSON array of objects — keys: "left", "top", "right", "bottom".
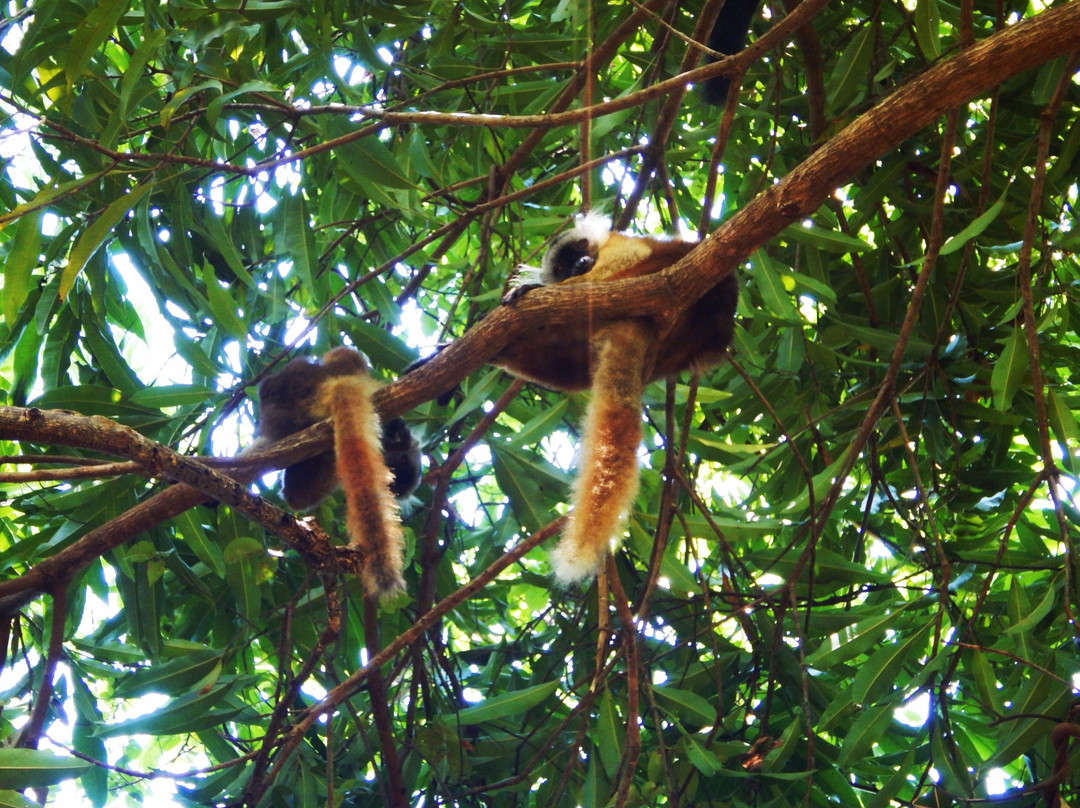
[
  {"left": 0, "top": 406, "right": 361, "bottom": 612},
  {"left": 1, "top": 0, "right": 1076, "bottom": 622},
  {"left": 386, "top": 1, "right": 1080, "bottom": 418}
]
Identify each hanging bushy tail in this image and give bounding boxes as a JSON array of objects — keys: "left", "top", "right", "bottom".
[
  {"left": 319, "top": 372, "right": 405, "bottom": 598},
  {"left": 550, "top": 320, "right": 655, "bottom": 585}
]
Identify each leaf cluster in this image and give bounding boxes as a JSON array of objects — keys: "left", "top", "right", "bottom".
[{"left": 0, "top": 0, "right": 1079, "bottom": 806}]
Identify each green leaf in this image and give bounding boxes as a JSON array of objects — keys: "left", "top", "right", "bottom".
[
  {"left": 118, "top": 29, "right": 165, "bottom": 118},
  {"left": 787, "top": 269, "right": 838, "bottom": 304},
  {"left": 990, "top": 680, "right": 1072, "bottom": 768},
  {"left": 71, "top": 674, "right": 107, "bottom": 808},
  {"left": 237, "top": 0, "right": 300, "bottom": 22},
  {"left": 3, "top": 208, "right": 42, "bottom": 327},
  {"left": 131, "top": 556, "right": 163, "bottom": 658},
  {"left": 200, "top": 263, "right": 247, "bottom": 340},
  {"left": 64, "top": 0, "right": 129, "bottom": 92},
  {"left": 838, "top": 702, "right": 895, "bottom": 767},
  {"left": 940, "top": 190, "right": 1008, "bottom": 255},
  {"left": 805, "top": 606, "right": 911, "bottom": 668},
  {"left": 224, "top": 536, "right": 268, "bottom": 564},
  {"left": 824, "top": 321, "right": 935, "bottom": 358},
  {"left": 207, "top": 81, "right": 279, "bottom": 130},
  {"left": 991, "top": 327, "right": 1027, "bottom": 411},
  {"left": 0, "top": 789, "right": 41, "bottom": 808},
  {"left": 785, "top": 448, "right": 855, "bottom": 519},
  {"left": 914, "top": 0, "right": 941, "bottom": 60},
  {"left": 1004, "top": 575, "right": 1060, "bottom": 637},
  {"left": 828, "top": 22, "right": 874, "bottom": 109},
  {"left": 346, "top": 318, "right": 416, "bottom": 372},
  {"left": 94, "top": 683, "right": 238, "bottom": 738},
  {"left": 160, "top": 81, "right": 222, "bottom": 128},
  {"left": 581, "top": 755, "right": 602, "bottom": 808},
  {"left": 658, "top": 538, "right": 701, "bottom": 594},
  {"left": 62, "top": 183, "right": 155, "bottom": 299},
  {"left": 173, "top": 509, "right": 227, "bottom": 578},
  {"left": 341, "top": 137, "right": 417, "bottom": 191},
  {"left": 224, "top": 537, "right": 269, "bottom": 625},
  {"left": 512, "top": 397, "right": 572, "bottom": 445},
  {"left": 407, "top": 129, "right": 441, "bottom": 181},
  {"left": 0, "top": 174, "right": 105, "bottom": 232},
  {"left": 197, "top": 209, "right": 256, "bottom": 288},
  {"left": 449, "top": 680, "right": 559, "bottom": 726},
  {"left": 751, "top": 251, "right": 799, "bottom": 321},
  {"left": 448, "top": 369, "right": 506, "bottom": 423},
  {"left": 279, "top": 193, "right": 317, "bottom": 294},
  {"left": 113, "top": 648, "right": 224, "bottom": 698},
  {"left": 1048, "top": 389, "right": 1080, "bottom": 449},
  {"left": 851, "top": 622, "right": 934, "bottom": 705},
  {"left": 653, "top": 686, "right": 716, "bottom": 727},
  {"left": 29, "top": 384, "right": 148, "bottom": 416},
  {"left": 867, "top": 748, "right": 917, "bottom": 808},
  {"left": 782, "top": 221, "right": 871, "bottom": 253},
  {"left": 129, "top": 384, "right": 218, "bottom": 409},
  {"left": 682, "top": 735, "right": 722, "bottom": 776},
  {"left": 78, "top": 304, "right": 142, "bottom": 396},
  {"left": 966, "top": 649, "right": 1003, "bottom": 716},
  {"left": 749, "top": 546, "right": 890, "bottom": 589},
  {"left": 491, "top": 442, "right": 559, "bottom": 534},
  {"left": 0, "top": 750, "right": 92, "bottom": 789},
  {"left": 596, "top": 690, "right": 623, "bottom": 778}
]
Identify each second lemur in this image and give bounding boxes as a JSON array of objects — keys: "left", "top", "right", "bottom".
[
  {"left": 255, "top": 347, "right": 421, "bottom": 597},
  {"left": 498, "top": 214, "right": 738, "bottom": 584}
]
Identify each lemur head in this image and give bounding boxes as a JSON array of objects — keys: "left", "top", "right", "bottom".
[
  {"left": 541, "top": 212, "right": 612, "bottom": 283},
  {"left": 321, "top": 346, "right": 369, "bottom": 375}
]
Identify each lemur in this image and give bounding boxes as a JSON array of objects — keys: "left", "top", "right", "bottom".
[{"left": 497, "top": 214, "right": 737, "bottom": 584}]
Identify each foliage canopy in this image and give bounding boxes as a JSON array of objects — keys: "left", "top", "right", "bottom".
[{"left": 1, "top": 0, "right": 1079, "bottom": 806}]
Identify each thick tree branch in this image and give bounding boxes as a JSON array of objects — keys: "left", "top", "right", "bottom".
[
  {"left": 0, "top": 407, "right": 362, "bottom": 610},
  {"left": 0, "top": 0, "right": 1074, "bottom": 624},
  {"left": 222, "top": 0, "right": 1080, "bottom": 536},
  {"left": 386, "top": 1, "right": 1080, "bottom": 417}
]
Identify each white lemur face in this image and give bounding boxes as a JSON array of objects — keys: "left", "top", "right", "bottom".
[{"left": 541, "top": 212, "right": 613, "bottom": 283}]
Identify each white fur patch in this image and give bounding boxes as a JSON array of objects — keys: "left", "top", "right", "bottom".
[
  {"left": 550, "top": 531, "right": 611, "bottom": 586},
  {"left": 510, "top": 263, "right": 546, "bottom": 287},
  {"left": 570, "top": 211, "right": 613, "bottom": 248}
]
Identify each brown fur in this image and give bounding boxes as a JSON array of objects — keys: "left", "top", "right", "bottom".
[
  {"left": 495, "top": 235, "right": 736, "bottom": 391},
  {"left": 318, "top": 374, "right": 405, "bottom": 597},
  {"left": 551, "top": 320, "right": 656, "bottom": 583}
]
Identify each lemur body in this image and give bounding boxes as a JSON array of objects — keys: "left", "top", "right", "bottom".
[
  {"left": 255, "top": 347, "right": 419, "bottom": 597},
  {"left": 498, "top": 214, "right": 737, "bottom": 391},
  {"left": 496, "top": 214, "right": 737, "bottom": 584}
]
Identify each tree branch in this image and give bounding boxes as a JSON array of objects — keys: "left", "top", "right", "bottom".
[
  {"left": 388, "top": 1, "right": 1080, "bottom": 416},
  {"left": 0, "top": 0, "right": 1074, "bottom": 632},
  {"left": 0, "top": 407, "right": 362, "bottom": 611}
]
